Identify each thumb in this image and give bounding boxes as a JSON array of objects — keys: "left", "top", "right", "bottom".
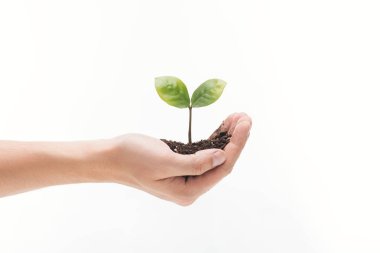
[{"left": 174, "top": 149, "right": 226, "bottom": 176}]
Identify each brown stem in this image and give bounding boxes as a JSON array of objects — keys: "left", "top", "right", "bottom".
[{"left": 188, "top": 106, "right": 192, "bottom": 144}]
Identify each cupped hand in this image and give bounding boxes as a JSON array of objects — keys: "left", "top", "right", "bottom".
[{"left": 109, "top": 112, "right": 252, "bottom": 206}]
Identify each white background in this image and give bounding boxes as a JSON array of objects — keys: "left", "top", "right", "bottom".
[{"left": 0, "top": 0, "right": 379, "bottom": 252}]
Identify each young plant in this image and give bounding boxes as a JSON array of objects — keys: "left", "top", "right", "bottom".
[{"left": 155, "top": 76, "right": 226, "bottom": 144}]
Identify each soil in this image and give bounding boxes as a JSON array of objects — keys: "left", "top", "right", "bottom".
[
  {"left": 161, "top": 130, "right": 231, "bottom": 182},
  {"left": 161, "top": 131, "right": 231, "bottom": 155}
]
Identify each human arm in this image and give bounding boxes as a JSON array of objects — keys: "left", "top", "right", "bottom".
[{"left": 0, "top": 113, "right": 252, "bottom": 205}]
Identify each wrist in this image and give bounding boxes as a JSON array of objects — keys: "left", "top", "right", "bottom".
[
  {"left": 81, "top": 138, "right": 121, "bottom": 183},
  {"left": 85, "top": 135, "right": 138, "bottom": 186}
]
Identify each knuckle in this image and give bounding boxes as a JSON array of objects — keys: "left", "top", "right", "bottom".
[
  {"left": 191, "top": 152, "right": 215, "bottom": 175},
  {"left": 192, "top": 155, "right": 205, "bottom": 175},
  {"left": 174, "top": 190, "right": 197, "bottom": 206},
  {"left": 248, "top": 116, "right": 253, "bottom": 126},
  {"left": 239, "top": 112, "right": 252, "bottom": 125},
  {"left": 176, "top": 198, "right": 196, "bottom": 206},
  {"left": 224, "top": 165, "right": 233, "bottom": 175}
]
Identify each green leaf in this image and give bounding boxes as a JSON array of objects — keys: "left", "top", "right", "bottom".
[
  {"left": 191, "top": 79, "right": 226, "bottom": 108},
  {"left": 155, "top": 76, "right": 190, "bottom": 108}
]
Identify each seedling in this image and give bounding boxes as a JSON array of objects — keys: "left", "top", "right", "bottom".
[{"left": 155, "top": 76, "right": 226, "bottom": 144}]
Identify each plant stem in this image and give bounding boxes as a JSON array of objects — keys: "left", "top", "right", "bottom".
[{"left": 188, "top": 106, "right": 192, "bottom": 144}]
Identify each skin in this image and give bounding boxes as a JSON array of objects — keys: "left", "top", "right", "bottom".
[{"left": 0, "top": 113, "right": 252, "bottom": 206}]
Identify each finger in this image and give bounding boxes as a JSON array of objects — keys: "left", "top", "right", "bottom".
[
  {"left": 208, "top": 113, "right": 236, "bottom": 139},
  {"left": 156, "top": 116, "right": 251, "bottom": 205},
  {"left": 170, "top": 149, "right": 227, "bottom": 177},
  {"left": 189, "top": 118, "right": 252, "bottom": 193},
  {"left": 208, "top": 112, "right": 250, "bottom": 140},
  {"left": 208, "top": 124, "right": 224, "bottom": 140},
  {"left": 226, "top": 112, "right": 251, "bottom": 136},
  {"left": 227, "top": 115, "right": 252, "bottom": 158}
]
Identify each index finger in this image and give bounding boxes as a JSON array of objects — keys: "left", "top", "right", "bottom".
[
  {"left": 188, "top": 114, "right": 252, "bottom": 194},
  {"left": 208, "top": 112, "right": 247, "bottom": 140}
]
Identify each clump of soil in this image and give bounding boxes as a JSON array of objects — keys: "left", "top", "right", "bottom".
[{"left": 161, "top": 131, "right": 231, "bottom": 155}]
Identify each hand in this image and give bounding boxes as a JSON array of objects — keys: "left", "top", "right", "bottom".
[{"left": 108, "top": 112, "right": 252, "bottom": 206}]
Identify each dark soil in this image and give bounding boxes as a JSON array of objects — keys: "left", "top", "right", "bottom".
[
  {"left": 161, "top": 130, "right": 231, "bottom": 182},
  {"left": 161, "top": 131, "right": 231, "bottom": 155}
]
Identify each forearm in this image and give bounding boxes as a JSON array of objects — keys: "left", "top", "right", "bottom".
[{"left": 0, "top": 139, "right": 114, "bottom": 197}]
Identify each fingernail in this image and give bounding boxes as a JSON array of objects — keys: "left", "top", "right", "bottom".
[{"left": 212, "top": 150, "right": 226, "bottom": 167}]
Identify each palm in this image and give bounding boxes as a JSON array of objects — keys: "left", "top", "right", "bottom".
[{"left": 165, "top": 112, "right": 252, "bottom": 198}]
